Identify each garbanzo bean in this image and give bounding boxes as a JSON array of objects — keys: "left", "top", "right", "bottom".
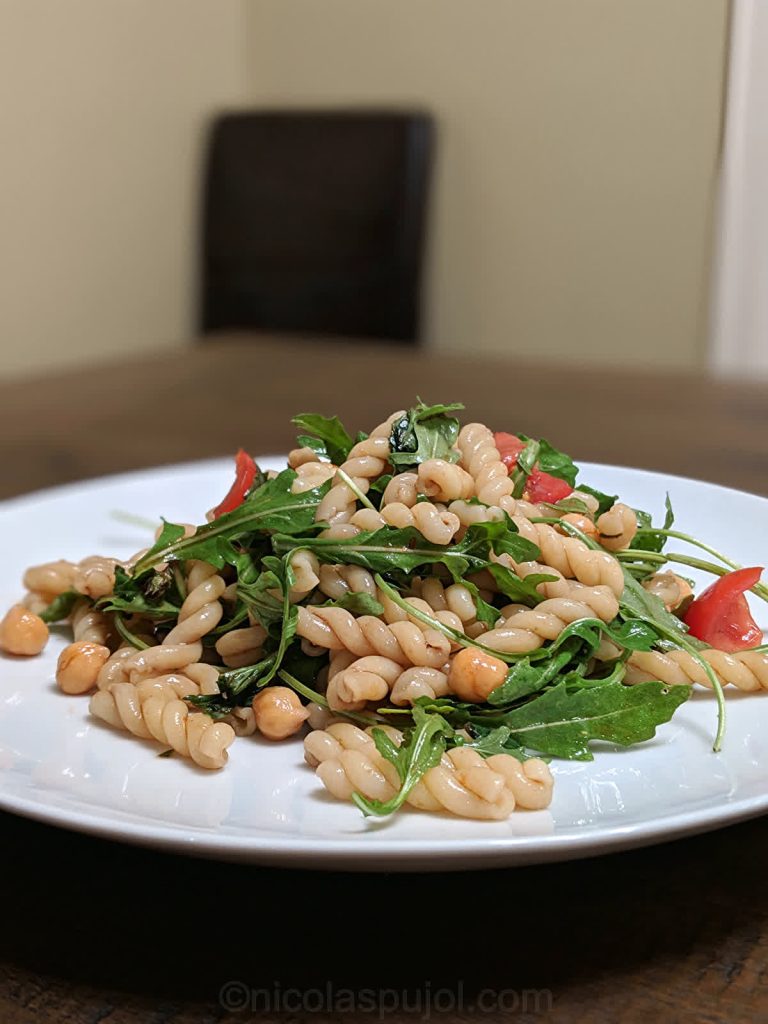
[
  {"left": 56, "top": 641, "right": 111, "bottom": 695},
  {"left": 448, "top": 647, "right": 508, "bottom": 702},
  {"left": 252, "top": 686, "right": 310, "bottom": 740},
  {"left": 0, "top": 604, "right": 49, "bottom": 656}
]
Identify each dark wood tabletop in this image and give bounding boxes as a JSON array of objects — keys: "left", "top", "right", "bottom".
[{"left": 1, "top": 334, "right": 767, "bottom": 1024}]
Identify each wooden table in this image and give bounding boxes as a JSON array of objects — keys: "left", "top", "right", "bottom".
[{"left": 1, "top": 335, "right": 767, "bottom": 1024}]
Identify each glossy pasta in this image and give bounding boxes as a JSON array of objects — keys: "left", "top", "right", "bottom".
[{"left": 4, "top": 400, "right": 765, "bottom": 821}]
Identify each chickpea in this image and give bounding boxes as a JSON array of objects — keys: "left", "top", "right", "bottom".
[
  {"left": 56, "top": 641, "right": 111, "bottom": 695},
  {"left": 0, "top": 604, "right": 49, "bottom": 656},
  {"left": 448, "top": 647, "right": 508, "bottom": 702},
  {"left": 252, "top": 686, "right": 310, "bottom": 740}
]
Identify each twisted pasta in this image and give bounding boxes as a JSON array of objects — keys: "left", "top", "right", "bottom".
[
  {"left": 457, "top": 422, "right": 514, "bottom": 506},
  {"left": 381, "top": 472, "right": 419, "bottom": 508},
  {"left": 315, "top": 411, "right": 401, "bottom": 524},
  {"left": 215, "top": 625, "right": 267, "bottom": 668},
  {"left": 327, "top": 655, "right": 402, "bottom": 711},
  {"left": 350, "top": 501, "right": 461, "bottom": 545},
  {"left": 626, "top": 648, "right": 768, "bottom": 693},
  {"left": 23, "top": 559, "right": 77, "bottom": 599},
  {"left": 411, "top": 578, "right": 484, "bottom": 629},
  {"left": 90, "top": 683, "right": 234, "bottom": 768},
  {"left": 296, "top": 606, "right": 451, "bottom": 667},
  {"left": 474, "top": 586, "right": 619, "bottom": 654},
  {"left": 291, "top": 461, "right": 337, "bottom": 494},
  {"left": 288, "top": 549, "right": 320, "bottom": 601},
  {"left": 317, "top": 564, "right": 377, "bottom": 601},
  {"left": 390, "top": 665, "right": 450, "bottom": 706},
  {"left": 508, "top": 519, "right": 625, "bottom": 596},
  {"left": 163, "top": 562, "right": 225, "bottom": 645},
  {"left": 305, "top": 723, "right": 553, "bottom": 818},
  {"left": 72, "top": 556, "right": 120, "bottom": 600},
  {"left": 596, "top": 503, "right": 638, "bottom": 552},
  {"left": 642, "top": 572, "right": 692, "bottom": 612},
  {"left": 288, "top": 446, "right": 322, "bottom": 469},
  {"left": 122, "top": 642, "right": 204, "bottom": 682},
  {"left": 417, "top": 459, "right": 474, "bottom": 502},
  {"left": 71, "top": 600, "right": 112, "bottom": 646}
]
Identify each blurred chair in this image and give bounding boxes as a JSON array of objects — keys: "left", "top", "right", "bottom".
[{"left": 200, "top": 109, "right": 434, "bottom": 343}]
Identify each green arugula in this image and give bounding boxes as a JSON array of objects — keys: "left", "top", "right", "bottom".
[
  {"left": 486, "top": 650, "right": 574, "bottom": 704},
  {"left": 517, "top": 435, "right": 578, "bottom": 486},
  {"left": 274, "top": 520, "right": 540, "bottom": 581},
  {"left": 388, "top": 400, "right": 464, "bottom": 470},
  {"left": 510, "top": 439, "right": 540, "bottom": 498},
  {"left": 481, "top": 563, "right": 558, "bottom": 607},
  {"left": 132, "top": 470, "right": 330, "bottom": 575},
  {"left": 236, "top": 558, "right": 285, "bottom": 630},
  {"left": 292, "top": 413, "right": 354, "bottom": 464},
  {"left": 453, "top": 724, "right": 533, "bottom": 760},
  {"left": 499, "top": 679, "right": 691, "bottom": 759},
  {"left": 630, "top": 494, "right": 675, "bottom": 554},
  {"left": 576, "top": 484, "right": 618, "bottom": 516},
  {"left": 352, "top": 706, "right": 454, "bottom": 816},
  {"left": 316, "top": 592, "right": 385, "bottom": 616},
  {"left": 114, "top": 614, "right": 151, "bottom": 650},
  {"left": 39, "top": 590, "right": 80, "bottom": 623},
  {"left": 98, "top": 566, "right": 180, "bottom": 619}
]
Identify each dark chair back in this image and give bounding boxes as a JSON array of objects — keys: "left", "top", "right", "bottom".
[{"left": 200, "top": 109, "right": 434, "bottom": 343}]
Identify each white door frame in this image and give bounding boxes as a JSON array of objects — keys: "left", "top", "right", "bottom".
[{"left": 710, "top": 0, "right": 768, "bottom": 374}]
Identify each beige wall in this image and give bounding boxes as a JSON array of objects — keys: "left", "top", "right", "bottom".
[
  {"left": 0, "top": 1, "right": 729, "bottom": 376},
  {"left": 0, "top": 0, "right": 248, "bottom": 376},
  {"left": 247, "top": 0, "right": 730, "bottom": 368}
]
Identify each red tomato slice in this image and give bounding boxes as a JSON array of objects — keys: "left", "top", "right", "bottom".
[
  {"left": 211, "top": 449, "right": 258, "bottom": 519},
  {"left": 494, "top": 432, "right": 526, "bottom": 470},
  {"left": 493, "top": 431, "right": 573, "bottom": 503},
  {"left": 525, "top": 469, "right": 573, "bottom": 504},
  {"left": 683, "top": 566, "right": 764, "bottom": 652}
]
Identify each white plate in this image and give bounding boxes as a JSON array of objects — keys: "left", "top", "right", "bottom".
[{"left": 1, "top": 458, "right": 767, "bottom": 870}]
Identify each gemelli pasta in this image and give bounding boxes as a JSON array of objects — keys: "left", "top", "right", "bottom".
[{"left": 3, "top": 400, "right": 766, "bottom": 821}]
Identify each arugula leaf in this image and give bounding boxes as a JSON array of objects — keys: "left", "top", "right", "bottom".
[
  {"left": 516, "top": 436, "right": 577, "bottom": 487},
  {"left": 132, "top": 470, "right": 329, "bottom": 575},
  {"left": 39, "top": 590, "right": 80, "bottom": 623},
  {"left": 534, "top": 439, "right": 579, "bottom": 486},
  {"left": 577, "top": 484, "right": 618, "bottom": 517},
  {"left": 619, "top": 569, "right": 701, "bottom": 645},
  {"left": 501, "top": 679, "right": 691, "bottom": 759},
  {"left": 631, "top": 494, "right": 675, "bottom": 554},
  {"left": 114, "top": 614, "right": 151, "bottom": 650},
  {"left": 510, "top": 439, "right": 539, "bottom": 497},
  {"left": 388, "top": 400, "right": 464, "bottom": 470},
  {"left": 236, "top": 564, "right": 285, "bottom": 630},
  {"left": 98, "top": 566, "right": 180, "bottom": 619},
  {"left": 544, "top": 496, "right": 593, "bottom": 516},
  {"left": 456, "top": 578, "right": 500, "bottom": 628},
  {"left": 256, "top": 555, "right": 299, "bottom": 688},
  {"left": 367, "top": 474, "right": 393, "bottom": 506},
  {"left": 274, "top": 520, "right": 539, "bottom": 581},
  {"left": 353, "top": 706, "right": 454, "bottom": 816},
  {"left": 455, "top": 725, "right": 534, "bottom": 761},
  {"left": 292, "top": 413, "right": 354, "bottom": 465},
  {"left": 534, "top": 616, "right": 658, "bottom": 659},
  {"left": 481, "top": 563, "right": 558, "bottom": 607},
  {"left": 487, "top": 650, "right": 573, "bottom": 704},
  {"left": 189, "top": 639, "right": 329, "bottom": 718},
  {"left": 185, "top": 692, "right": 237, "bottom": 718},
  {"left": 317, "top": 592, "right": 385, "bottom": 616}
]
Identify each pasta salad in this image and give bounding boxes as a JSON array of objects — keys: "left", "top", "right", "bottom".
[{"left": 2, "top": 401, "right": 766, "bottom": 822}]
